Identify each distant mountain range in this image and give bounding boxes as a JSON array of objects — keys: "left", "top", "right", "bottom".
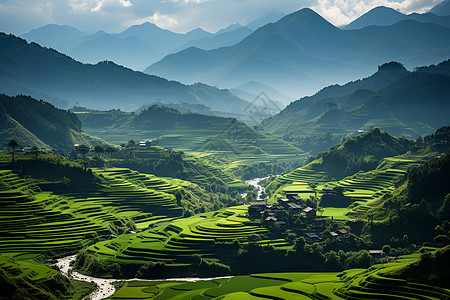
[
  {"left": 262, "top": 60, "right": 450, "bottom": 154},
  {"left": 0, "top": 33, "right": 249, "bottom": 114},
  {"left": 21, "top": 20, "right": 259, "bottom": 71},
  {"left": 344, "top": 6, "right": 450, "bottom": 30},
  {"left": 145, "top": 8, "right": 450, "bottom": 98}
]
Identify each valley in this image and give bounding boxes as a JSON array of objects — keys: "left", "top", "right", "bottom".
[{"left": 1, "top": 1, "right": 450, "bottom": 299}]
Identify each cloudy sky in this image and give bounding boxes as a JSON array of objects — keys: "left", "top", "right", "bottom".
[{"left": 0, "top": 0, "right": 441, "bottom": 35}]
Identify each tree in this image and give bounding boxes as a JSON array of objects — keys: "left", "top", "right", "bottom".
[
  {"left": 31, "top": 146, "right": 40, "bottom": 159},
  {"left": 104, "top": 146, "right": 116, "bottom": 159},
  {"left": 7, "top": 139, "right": 19, "bottom": 162},
  {"left": 75, "top": 144, "right": 90, "bottom": 161},
  {"left": 94, "top": 145, "right": 104, "bottom": 158},
  {"left": 127, "top": 140, "right": 136, "bottom": 150}
]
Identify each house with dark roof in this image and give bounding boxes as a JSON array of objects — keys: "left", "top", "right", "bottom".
[
  {"left": 304, "top": 233, "right": 322, "bottom": 243},
  {"left": 303, "top": 207, "right": 316, "bottom": 219},
  {"left": 248, "top": 201, "right": 266, "bottom": 218}
]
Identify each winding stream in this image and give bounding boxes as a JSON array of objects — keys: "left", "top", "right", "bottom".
[
  {"left": 56, "top": 255, "right": 232, "bottom": 300},
  {"left": 56, "top": 177, "right": 267, "bottom": 299}
]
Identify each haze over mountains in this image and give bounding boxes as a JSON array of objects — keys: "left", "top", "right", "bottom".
[
  {"left": 263, "top": 60, "right": 450, "bottom": 154},
  {"left": 18, "top": 3, "right": 450, "bottom": 105},
  {"left": 344, "top": 6, "right": 450, "bottom": 30},
  {"left": 147, "top": 7, "right": 450, "bottom": 98},
  {"left": 0, "top": 33, "right": 249, "bottom": 114}
]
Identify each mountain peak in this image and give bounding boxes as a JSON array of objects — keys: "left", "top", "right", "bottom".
[
  {"left": 377, "top": 61, "right": 407, "bottom": 72},
  {"left": 345, "top": 6, "right": 405, "bottom": 30}
]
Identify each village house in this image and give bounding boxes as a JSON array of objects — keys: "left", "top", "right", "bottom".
[
  {"left": 303, "top": 206, "right": 316, "bottom": 219},
  {"left": 369, "top": 250, "right": 383, "bottom": 263},
  {"left": 248, "top": 201, "right": 266, "bottom": 218},
  {"left": 304, "top": 232, "right": 322, "bottom": 243},
  {"left": 286, "top": 194, "right": 302, "bottom": 203}
]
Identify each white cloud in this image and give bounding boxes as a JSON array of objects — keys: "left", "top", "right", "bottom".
[{"left": 126, "top": 11, "right": 178, "bottom": 28}]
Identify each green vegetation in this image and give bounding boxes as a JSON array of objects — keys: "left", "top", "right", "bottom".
[
  {"left": 0, "top": 253, "right": 95, "bottom": 300},
  {"left": 111, "top": 248, "right": 450, "bottom": 299},
  {"left": 74, "top": 105, "right": 306, "bottom": 168},
  {"left": 0, "top": 94, "right": 102, "bottom": 150}
]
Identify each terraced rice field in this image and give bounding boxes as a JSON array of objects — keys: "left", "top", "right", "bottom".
[
  {"left": 0, "top": 170, "right": 109, "bottom": 253},
  {"left": 85, "top": 206, "right": 289, "bottom": 265},
  {"left": 270, "top": 156, "right": 423, "bottom": 219},
  {"left": 0, "top": 168, "right": 187, "bottom": 254},
  {"left": 111, "top": 253, "right": 450, "bottom": 300}
]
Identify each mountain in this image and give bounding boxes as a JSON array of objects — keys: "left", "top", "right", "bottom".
[
  {"left": 68, "top": 33, "right": 159, "bottom": 70},
  {"left": 146, "top": 8, "right": 356, "bottom": 97},
  {"left": 21, "top": 24, "right": 86, "bottom": 50},
  {"left": 430, "top": 0, "right": 450, "bottom": 16},
  {"left": 345, "top": 6, "right": 405, "bottom": 29},
  {"left": 146, "top": 8, "right": 450, "bottom": 98},
  {"left": 345, "top": 6, "right": 450, "bottom": 30},
  {"left": 231, "top": 81, "right": 291, "bottom": 106},
  {"left": 0, "top": 33, "right": 249, "bottom": 114},
  {"left": 174, "top": 27, "right": 253, "bottom": 51},
  {"left": 21, "top": 22, "right": 213, "bottom": 71},
  {"left": 246, "top": 11, "right": 285, "bottom": 30},
  {"left": 215, "top": 23, "right": 246, "bottom": 34},
  {"left": 0, "top": 94, "right": 96, "bottom": 149},
  {"left": 262, "top": 60, "right": 450, "bottom": 154}
]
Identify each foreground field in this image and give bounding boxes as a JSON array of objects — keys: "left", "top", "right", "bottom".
[{"left": 110, "top": 250, "right": 450, "bottom": 300}]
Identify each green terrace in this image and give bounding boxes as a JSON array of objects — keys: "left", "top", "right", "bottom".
[
  {"left": 268, "top": 156, "right": 425, "bottom": 220},
  {"left": 0, "top": 167, "right": 194, "bottom": 255},
  {"left": 0, "top": 170, "right": 109, "bottom": 253},
  {"left": 111, "top": 253, "right": 450, "bottom": 300},
  {"left": 84, "top": 206, "right": 291, "bottom": 266}
]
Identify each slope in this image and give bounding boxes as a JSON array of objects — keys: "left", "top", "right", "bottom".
[
  {"left": 0, "top": 94, "right": 101, "bottom": 150},
  {"left": 75, "top": 105, "right": 306, "bottom": 167},
  {"left": 0, "top": 33, "right": 249, "bottom": 114},
  {"left": 263, "top": 60, "right": 450, "bottom": 155}
]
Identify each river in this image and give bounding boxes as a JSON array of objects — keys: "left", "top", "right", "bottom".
[
  {"left": 242, "top": 176, "right": 269, "bottom": 201},
  {"left": 56, "top": 252, "right": 232, "bottom": 299}
]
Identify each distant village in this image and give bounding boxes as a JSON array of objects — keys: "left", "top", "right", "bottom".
[{"left": 247, "top": 188, "right": 350, "bottom": 243}]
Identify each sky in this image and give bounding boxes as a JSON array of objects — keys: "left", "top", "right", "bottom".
[{"left": 0, "top": 0, "right": 442, "bottom": 35}]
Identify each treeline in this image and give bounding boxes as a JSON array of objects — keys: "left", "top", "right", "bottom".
[{"left": 237, "top": 160, "right": 303, "bottom": 180}]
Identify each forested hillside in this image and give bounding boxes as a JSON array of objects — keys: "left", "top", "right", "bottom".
[{"left": 0, "top": 94, "right": 100, "bottom": 150}]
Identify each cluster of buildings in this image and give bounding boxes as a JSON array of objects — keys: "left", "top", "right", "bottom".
[
  {"left": 248, "top": 193, "right": 350, "bottom": 244},
  {"left": 248, "top": 193, "right": 317, "bottom": 227}
]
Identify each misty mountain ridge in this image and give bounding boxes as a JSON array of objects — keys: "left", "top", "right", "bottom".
[
  {"left": 146, "top": 7, "right": 450, "bottom": 98},
  {"left": 262, "top": 60, "right": 450, "bottom": 154},
  {"left": 0, "top": 33, "right": 250, "bottom": 115},
  {"left": 345, "top": 6, "right": 450, "bottom": 30}
]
